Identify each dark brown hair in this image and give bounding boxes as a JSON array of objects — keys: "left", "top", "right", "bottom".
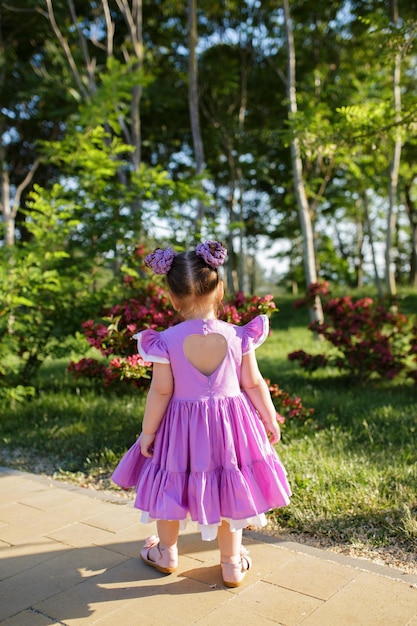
[{"left": 166, "top": 251, "right": 220, "bottom": 299}]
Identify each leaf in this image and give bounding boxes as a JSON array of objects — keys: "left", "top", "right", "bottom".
[{"left": 12, "top": 296, "right": 35, "bottom": 307}]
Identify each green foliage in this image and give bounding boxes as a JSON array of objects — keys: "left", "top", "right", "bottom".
[
  {"left": 86, "top": 57, "right": 153, "bottom": 134},
  {"left": 39, "top": 118, "right": 209, "bottom": 264},
  {"left": 0, "top": 188, "right": 94, "bottom": 391}
]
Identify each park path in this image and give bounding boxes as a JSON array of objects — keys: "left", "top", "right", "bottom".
[{"left": 0, "top": 466, "right": 416, "bottom": 625}]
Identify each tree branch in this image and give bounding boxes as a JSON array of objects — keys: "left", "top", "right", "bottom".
[
  {"left": 11, "top": 158, "right": 41, "bottom": 219},
  {"left": 67, "top": 0, "right": 96, "bottom": 94},
  {"left": 101, "top": 0, "right": 115, "bottom": 57},
  {"left": 45, "top": 0, "right": 89, "bottom": 100}
]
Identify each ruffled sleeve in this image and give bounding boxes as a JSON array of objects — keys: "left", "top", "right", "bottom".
[
  {"left": 241, "top": 314, "right": 269, "bottom": 355},
  {"left": 133, "top": 329, "right": 170, "bottom": 364}
]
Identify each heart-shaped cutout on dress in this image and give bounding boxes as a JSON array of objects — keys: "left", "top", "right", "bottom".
[{"left": 183, "top": 333, "right": 227, "bottom": 377}]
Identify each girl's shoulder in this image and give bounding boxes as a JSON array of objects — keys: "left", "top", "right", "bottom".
[
  {"left": 134, "top": 328, "right": 170, "bottom": 363},
  {"left": 151, "top": 315, "right": 269, "bottom": 345},
  {"left": 235, "top": 314, "right": 270, "bottom": 354}
]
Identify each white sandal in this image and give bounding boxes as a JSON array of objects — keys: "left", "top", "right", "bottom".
[
  {"left": 221, "top": 554, "right": 252, "bottom": 587},
  {"left": 140, "top": 535, "right": 178, "bottom": 574}
]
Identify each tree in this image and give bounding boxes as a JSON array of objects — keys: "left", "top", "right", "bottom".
[
  {"left": 187, "top": 0, "right": 206, "bottom": 235},
  {"left": 385, "top": 0, "right": 402, "bottom": 296},
  {"left": 44, "top": 0, "right": 145, "bottom": 211},
  {"left": 0, "top": 0, "right": 70, "bottom": 247},
  {"left": 3, "top": 0, "right": 417, "bottom": 293},
  {"left": 282, "top": 0, "right": 323, "bottom": 323}
]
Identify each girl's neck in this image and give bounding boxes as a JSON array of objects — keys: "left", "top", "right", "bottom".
[
  {"left": 182, "top": 309, "right": 217, "bottom": 321},
  {"left": 179, "top": 300, "right": 219, "bottom": 321},
  {"left": 170, "top": 282, "right": 224, "bottom": 322}
]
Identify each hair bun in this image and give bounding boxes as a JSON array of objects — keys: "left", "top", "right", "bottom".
[
  {"left": 145, "top": 247, "right": 176, "bottom": 274},
  {"left": 195, "top": 240, "right": 227, "bottom": 269}
]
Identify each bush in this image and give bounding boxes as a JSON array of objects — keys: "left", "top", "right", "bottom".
[
  {"left": 288, "top": 282, "right": 417, "bottom": 384},
  {"left": 68, "top": 285, "right": 277, "bottom": 389},
  {"left": 68, "top": 271, "right": 314, "bottom": 421}
]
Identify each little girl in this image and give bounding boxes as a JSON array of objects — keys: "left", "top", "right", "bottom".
[{"left": 112, "top": 240, "right": 291, "bottom": 587}]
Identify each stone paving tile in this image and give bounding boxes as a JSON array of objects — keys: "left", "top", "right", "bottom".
[
  {"left": 0, "top": 500, "right": 112, "bottom": 546},
  {"left": 92, "top": 525, "right": 151, "bottom": 558},
  {"left": 263, "top": 549, "right": 355, "bottom": 600},
  {"left": 0, "top": 476, "right": 53, "bottom": 496},
  {"left": 109, "top": 580, "right": 231, "bottom": 626},
  {"left": 0, "top": 609, "right": 62, "bottom": 625},
  {"left": 0, "top": 538, "right": 11, "bottom": 548},
  {"left": 0, "top": 502, "right": 47, "bottom": 524},
  {"left": 241, "top": 539, "right": 305, "bottom": 582},
  {"left": 81, "top": 504, "right": 139, "bottom": 533},
  {"left": 0, "top": 492, "right": 21, "bottom": 507},
  {"left": 1, "top": 467, "right": 417, "bottom": 626},
  {"left": 300, "top": 571, "right": 417, "bottom": 626},
  {"left": 193, "top": 601, "right": 286, "bottom": 626},
  {"left": 46, "top": 521, "right": 115, "bottom": 548},
  {"left": 19, "top": 488, "right": 90, "bottom": 511},
  {"left": 231, "top": 579, "right": 323, "bottom": 625},
  {"left": 177, "top": 530, "right": 225, "bottom": 562},
  {"left": 0, "top": 536, "right": 70, "bottom": 580},
  {"left": 0, "top": 545, "right": 128, "bottom": 622},
  {"left": 34, "top": 556, "right": 232, "bottom": 625},
  {"left": 180, "top": 559, "right": 232, "bottom": 590}
]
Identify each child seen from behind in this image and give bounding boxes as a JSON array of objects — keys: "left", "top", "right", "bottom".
[{"left": 112, "top": 240, "right": 291, "bottom": 587}]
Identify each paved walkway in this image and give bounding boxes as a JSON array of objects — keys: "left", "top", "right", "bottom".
[{"left": 0, "top": 467, "right": 416, "bottom": 626}]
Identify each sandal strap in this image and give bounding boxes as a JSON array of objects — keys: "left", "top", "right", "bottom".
[
  {"left": 241, "top": 555, "right": 251, "bottom": 572},
  {"left": 221, "top": 554, "right": 252, "bottom": 586}
]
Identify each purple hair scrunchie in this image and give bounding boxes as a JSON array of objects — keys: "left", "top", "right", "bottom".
[
  {"left": 195, "top": 240, "right": 227, "bottom": 269},
  {"left": 145, "top": 247, "right": 176, "bottom": 274}
]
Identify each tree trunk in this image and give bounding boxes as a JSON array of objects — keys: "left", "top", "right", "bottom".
[
  {"left": 1, "top": 138, "right": 40, "bottom": 247},
  {"left": 363, "top": 191, "right": 383, "bottom": 297},
  {"left": 187, "top": 0, "right": 206, "bottom": 236},
  {"left": 356, "top": 214, "right": 364, "bottom": 288},
  {"left": 114, "top": 0, "right": 143, "bottom": 219},
  {"left": 47, "top": 0, "right": 143, "bottom": 217},
  {"left": 404, "top": 184, "right": 417, "bottom": 287},
  {"left": 129, "top": 0, "right": 143, "bottom": 173},
  {"left": 1, "top": 166, "right": 14, "bottom": 247},
  {"left": 236, "top": 47, "right": 249, "bottom": 292},
  {"left": 237, "top": 169, "right": 245, "bottom": 291},
  {"left": 226, "top": 196, "right": 237, "bottom": 293},
  {"left": 282, "top": 0, "right": 323, "bottom": 324},
  {"left": 385, "top": 0, "right": 402, "bottom": 296}
]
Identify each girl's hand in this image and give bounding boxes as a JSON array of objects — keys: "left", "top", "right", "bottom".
[
  {"left": 262, "top": 415, "right": 282, "bottom": 445},
  {"left": 140, "top": 433, "right": 156, "bottom": 457}
]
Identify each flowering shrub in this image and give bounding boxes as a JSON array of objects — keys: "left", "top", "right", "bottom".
[
  {"left": 289, "top": 282, "right": 417, "bottom": 384},
  {"left": 68, "top": 280, "right": 278, "bottom": 390},
  {"left": 221, "top": 291, "right": 277, "bottom": 324},
  {"left": 266, "top": 379, "right": 315, "bottom": 423},
  {"left": 408, "top": 321, "right": 417, "bottom": 385},
  {"left": 67, "top": 281, "right": 177, "bottom": 389},
  {"left": 67, "top": 254, "right": 316, "bottom": 422},
  {"left": 294, "top": 280, "right": 331, "bottom": 308}
]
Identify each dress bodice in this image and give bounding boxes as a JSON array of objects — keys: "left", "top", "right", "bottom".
[{"left": 134, "top": 315, "right": 269, "bottom": 401}]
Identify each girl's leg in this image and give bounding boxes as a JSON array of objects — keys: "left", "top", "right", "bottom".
[
  {"left": 217, "top": 521, "right": 251, "bottom": 587},
  {"left": 140, "top": 520, "right": 179, "bottom": 573},
  {"left": 217, "top": 520, "right": 242, "bottom": 563},
  {"left": 157, "top": 519, "right": 179, "bottom": 549}
]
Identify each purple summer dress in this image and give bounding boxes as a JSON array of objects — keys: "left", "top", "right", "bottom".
[{"left": 112, "top": 314, "right": 291, "bottom": 540}]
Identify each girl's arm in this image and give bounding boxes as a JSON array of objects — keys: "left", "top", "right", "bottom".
[
  {"left": 240, "top": 350, "right": 281, "bottom": 444},
  {"left": 140, "top": 363, "right": 174, "bottom": 457}
]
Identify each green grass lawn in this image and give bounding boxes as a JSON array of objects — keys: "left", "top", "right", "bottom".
[{"left": 1, "top": 293, "right": 416, "bottom": 562}]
